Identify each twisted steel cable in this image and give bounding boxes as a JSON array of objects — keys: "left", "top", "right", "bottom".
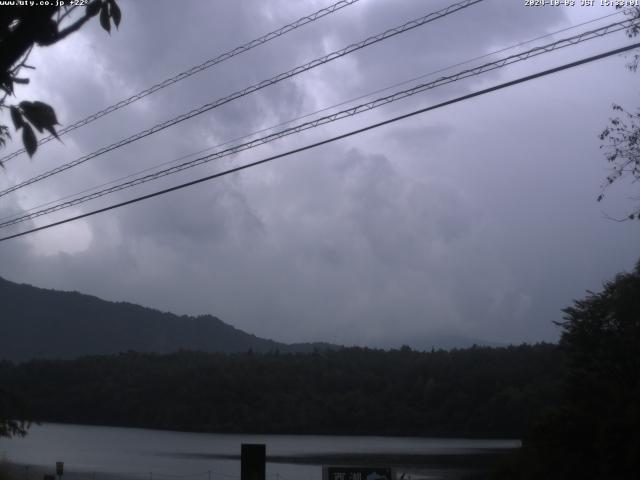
[
  {"left": 0, "top": 18, "right": 633, "bottom": 230},
  {"left": 0, "top": 0, "right": 484, "bottom": 198},
  {"left": 2, "top": 41, "right": 639, "bottom": 243},
  {"left": 0, "top": 10, "right": 623, "bottom": 225},
  {"left": 0, "top": 0, "right": 360, "bottom": 164}
]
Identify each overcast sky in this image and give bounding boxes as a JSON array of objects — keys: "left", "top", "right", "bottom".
[{"left": 1, "top": 0, "right": 639, "bottom": 348}]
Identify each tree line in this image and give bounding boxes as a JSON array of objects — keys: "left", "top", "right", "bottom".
[{"left": 0, "top": 344, "right": 563, "bottom": 439}]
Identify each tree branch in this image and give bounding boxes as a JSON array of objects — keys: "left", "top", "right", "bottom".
[{"left": 38, "top": 14, "right": 91, "bottom": 46}]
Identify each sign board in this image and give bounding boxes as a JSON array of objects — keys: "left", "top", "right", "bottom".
[
  {"left": 241, "top": 444, "right": 265, "bottom": 480},
  {"left": 56, "top": 463, "right": 64, "bottom": 476},
  {"left": 323, "top": 466, "right": 394, "bottom": 480}
]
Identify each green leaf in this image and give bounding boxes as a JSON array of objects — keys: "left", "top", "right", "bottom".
[
  {"left": 10, "top": 106, "right": 24, "bottom": 130},
  {"left": 0, "top": 125, "right": 10, "bottom": 153},
  {"left": 86, "top": 0, "right": 101, "bottom": 17},
  {"left": 108, "top": 0, "right": 121, "bottom": 28},
  {"left": 22, "top": 124, "right": 37, "bottom": 157},
  {"left": 19, "top": 103, "right": 42, "bottom": 133},
  {"left": 19, "top": 101, "right": 59, "bottom": 136},
  {"left": 45, "top": 124, "right": 60, "bottom": 140},
  {"left": 33, "top": 101, "right": 60, "bottom": 139},
  {"left": 100, "top": 3, "right": 111, "bottom": 33},
  {"left": 33, "top": 101, "right": 59, "bottom": 125}
]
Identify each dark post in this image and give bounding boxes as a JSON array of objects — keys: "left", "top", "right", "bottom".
[{"left": 241, "top": 444, "right": 265, "bottom": 480}]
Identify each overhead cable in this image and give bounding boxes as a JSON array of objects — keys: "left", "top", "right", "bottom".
[
  {"left": 0, "top": 18, "right": 634, "bottom": 230},
  {"left": 1, "top": 41, "right": 638, "bottom": 243},
  {"left": 0, "top": 0, "right": 483, "bottom": 198},
  {"left": 1, "top": 8, "right": 622, "bottom": 225},
  {"left": 0, "top": 0, "right": 361, "bottom": 165}
]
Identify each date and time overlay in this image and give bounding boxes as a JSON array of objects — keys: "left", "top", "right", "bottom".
[
  {"left": 0, "top": 0, "right": 638, "bottom": 8},
  {"left": 526, "top": 0, "right": 640, "bottom": 7}
]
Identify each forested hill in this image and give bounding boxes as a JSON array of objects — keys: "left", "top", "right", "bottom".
[
  {"left": 0, "top": 277, "right": 334, "bottom": 361},
  {"left": 0, "top": 345, "right": 564, "bottom": 438}
]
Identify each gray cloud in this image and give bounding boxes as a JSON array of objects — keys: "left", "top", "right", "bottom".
[{"left": 1, "top": 0, "right": 639, "bottom": 348}]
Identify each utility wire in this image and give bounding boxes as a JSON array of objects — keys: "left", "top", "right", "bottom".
[
  {"left": 0, "top": 18, "right": 633, "bottom": 230},
  {"left": 1, "top": 41, "right": 638, "bottom": 243},
  {"left": 0, "top": 9, "right": 623, "bottom": 225},
  {"left": 0, "top": 0, "right": 483, "bottom": 199},
  {"left": 0, "top": 0, "right": 360, "bottom": 165}
]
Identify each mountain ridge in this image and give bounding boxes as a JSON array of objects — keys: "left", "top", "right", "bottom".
[
  {"left": 0, "top": 276, "right": 498, "bottom": 361},
  {"left": 0, "top": 276, "right": 335, "bottom": 362}
]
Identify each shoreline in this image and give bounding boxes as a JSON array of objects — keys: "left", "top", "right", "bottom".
[
  {"left": 22, "top": 421, "right": 522, "bottom": 443},
  {"left": 157, "top": 450, "right": 511, "bottom": 467},
  {"left": 2, "top": 451, "right": 512, "bottom": 480},
  {"left": 2, "top": 462, "right": 53, "bottom": 480},
  {"left": 2, "top": 424, "right": 519, "bottom": 480}
]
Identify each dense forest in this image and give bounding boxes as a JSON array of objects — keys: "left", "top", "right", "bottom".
[
  {"left": 497, "top": 261, "right": 640, "bottom": 479},
  {"left": 0, "top": 344, "right": 563, "bottom": 439}
]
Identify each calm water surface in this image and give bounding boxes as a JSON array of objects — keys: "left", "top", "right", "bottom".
[{"left": 0, "top": 423, "right": 520, "bottom": 480}]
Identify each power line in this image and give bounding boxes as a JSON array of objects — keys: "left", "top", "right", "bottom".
[
  {"left": 0, "top": 18, "right": 633, "bottom": 230},
  {"left": 0, "top": 9, "right": 623, "bottom": 225},
  {"left": 1, "top": 18, "right": 631, "bottom": 227},
  {"left": 2, "top": 41, "right": 638, "bottom": 243},
  {"left": 0, "top": 0, "right": 360, "bottom": 165},
  {"left": 0, "top": 0, "right": 483, "bottom": 199}
]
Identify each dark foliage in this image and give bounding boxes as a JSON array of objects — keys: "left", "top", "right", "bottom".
[
  {"left": 0, "top": 0, "right": 120, "bottom": 159},
  {"left": 496, "top": 261, "right": 640, "bottom": 479},
  {"left": 0, "top": 386, "right": 29, "bottom": 438},
  {"left": 0, "top": 344, "right": 563, "bottom": 439},
  {"left": 598, "top": 7, "right": 640, "bottom": 218}
]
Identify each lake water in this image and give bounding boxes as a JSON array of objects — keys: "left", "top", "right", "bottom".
[{"left": 0, "top": 424, "right": 520, "bottom": 480}]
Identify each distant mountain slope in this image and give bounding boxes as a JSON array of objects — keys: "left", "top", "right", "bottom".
[{"left": 0, "top": 277, "right": 332, "bottom": 362}]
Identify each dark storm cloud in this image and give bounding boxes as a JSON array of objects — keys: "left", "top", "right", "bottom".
[{"left": 1, "top": 0, "right": 638, "bottom": 347}]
